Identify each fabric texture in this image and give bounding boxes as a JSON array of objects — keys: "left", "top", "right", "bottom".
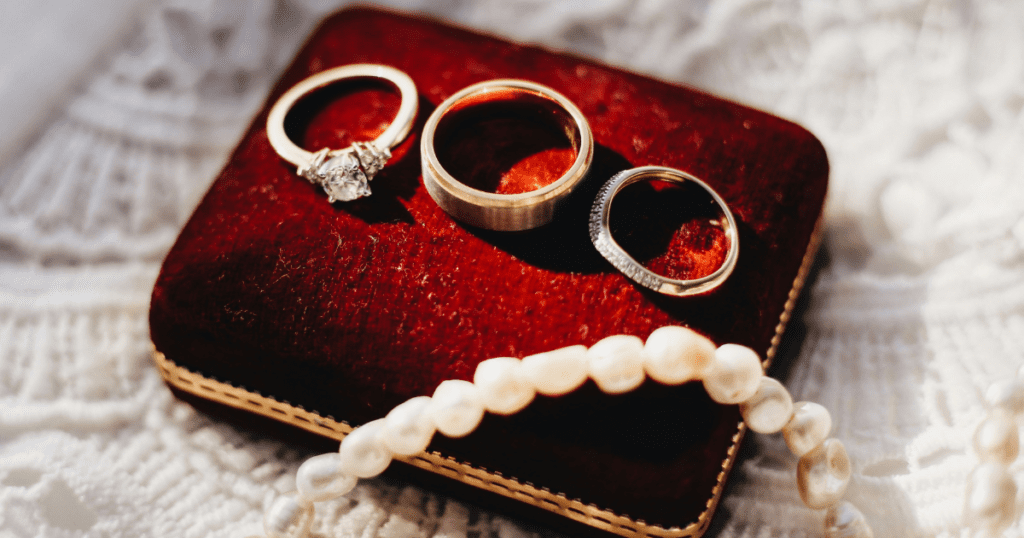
[{"left": 0, "top": 1, "right": 1022, "bottom": 538}]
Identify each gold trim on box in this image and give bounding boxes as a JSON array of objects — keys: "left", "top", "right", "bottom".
[{"left": 152, "top": 215, "right": 823, "bottom": 538}]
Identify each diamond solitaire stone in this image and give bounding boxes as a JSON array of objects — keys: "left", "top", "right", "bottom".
[{"left": 319, "top": 151, "right": 369, "bottom": 202}]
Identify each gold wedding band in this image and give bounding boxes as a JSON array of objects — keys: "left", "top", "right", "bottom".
[{"left": 421, "top": 79, "right": 593, "bottom": 231}]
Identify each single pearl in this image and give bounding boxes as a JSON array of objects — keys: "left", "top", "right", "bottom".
[
  {"left": 263, "top": 492, "right": 314, "bottom": 538},
  {"left": 824, "top": 501, "right": 874, "bottom": 538},
  {"left": 797, "top": 438, "right": 851, "bottom": 509},
  {"left": 295, "top": 453, "right": 357, "bottom": 503},
  {"left": 520, "top": 345, "right": 589, "bottom": 396},
  {"left": 643, "top": 326, "right": 716, "bottom": 385},
  {"left": 338, "top": 418, "right": 392, "bottom": 478},
  {"left": 985, "top": 379, "right": 1024, "bottom": 415},
  {"left": 474, "top": 357, "right": 535, "bottom": 414},
  {"left": 973, "top": 409, "right": 1019, "bottom": 464},
  {"left": 587, "top": 335, "right": 646, "bottom": 394},
  {"left": 702, "top": 344, "right": 763, "bottom": 404},
  {"left": 783, "top": 401, "right": 832, "bottom": 457},
  {"left": 964, "top": 462, "right": 1018, "bottom": 534},
  {"left": 428, "top": 380, "right": 485, "bottom": 438},
  {"left": 380, "top": 396, "right": 436, "bottom": 455},
  {"left": 739, "top": 377, "right": 794, "bottom": 434}
]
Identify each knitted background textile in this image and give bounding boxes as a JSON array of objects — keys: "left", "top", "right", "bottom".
[{"left": 1, "top": 1, "right": 1022, "bottom": 537}]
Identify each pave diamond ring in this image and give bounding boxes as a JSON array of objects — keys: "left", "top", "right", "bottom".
[
  {"left": 266, "top": 64, "right": 417, "bottom": 202},
  {"left": 589, "top": 166, "right": 739, "bottom": 297},
  {"left": 421, "top": 79, "right": 593, "bottom": 231}
]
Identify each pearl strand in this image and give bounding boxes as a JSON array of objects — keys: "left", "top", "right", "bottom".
[
  {"left": 260, "top": 326, "right": 873, "bottom": 538},
  {"left": 964, "top": 365, "right": 1024, "bottom": 537}
]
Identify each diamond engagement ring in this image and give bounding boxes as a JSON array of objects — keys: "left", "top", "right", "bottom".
[
  {"left": 421, "top": 79, "right": 593, "bottom": 231},
  {"left": 266, "top": 64, "right": 418, "bottom": 203},
  {"left": 590, "top": 166, "right": 739, "bottom": 296}
]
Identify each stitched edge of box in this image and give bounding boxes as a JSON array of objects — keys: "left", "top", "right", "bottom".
[{"left": 151, "top": 214, "right": 823, "bottom": 538}]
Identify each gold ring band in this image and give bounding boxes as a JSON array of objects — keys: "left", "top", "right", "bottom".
[{"left": 421, "top": 79, "right": 593, "bottom": 231}]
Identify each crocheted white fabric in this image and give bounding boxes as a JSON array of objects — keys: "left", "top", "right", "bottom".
[{"left": 1, "top": 1, "right": 1022, "bottom": 537}]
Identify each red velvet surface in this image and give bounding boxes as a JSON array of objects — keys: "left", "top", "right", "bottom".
[{"left": 149, "top": 7, "right": 828, "bottom": 533}]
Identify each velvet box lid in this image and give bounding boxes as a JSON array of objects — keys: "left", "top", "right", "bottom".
[{"left": 149, "top": 7, "right": 828, "bottom": 538}]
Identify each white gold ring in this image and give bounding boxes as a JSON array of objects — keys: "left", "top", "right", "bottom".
[
  {"left": 589, "top": 166, "right": 739, "bottom": 296},
  {"left": 266, "top": 64, "right": 418, "bottom": 203},
  {"left": 421, "top": 79, "right": 594, "bottom": 231}
]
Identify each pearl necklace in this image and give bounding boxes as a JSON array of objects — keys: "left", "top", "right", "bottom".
[
  {"left": 259, "top": 326, "right": 877, "bottom": 538},
  {"left": 964, "top": 365, "right": 1024, "bottom": 536}
]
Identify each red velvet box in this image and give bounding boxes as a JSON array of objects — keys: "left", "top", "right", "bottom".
[{"left": 149, "top": 7, "right": 827, "bottom": 538}]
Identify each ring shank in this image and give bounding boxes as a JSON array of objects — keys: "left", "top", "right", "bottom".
[
  {"left": 421, "top": 79, "right": 594, "bottom": 232},
  {"left": 589, "top": 166, "right": 739, "bottom": 297}
]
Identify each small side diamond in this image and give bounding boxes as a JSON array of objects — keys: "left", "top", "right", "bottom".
[
  {"left": 298, "top": 148, "right": 331, "bottom": 184},
  {"left": 352, "top": 142, "right": 390, "bottom": 178}
]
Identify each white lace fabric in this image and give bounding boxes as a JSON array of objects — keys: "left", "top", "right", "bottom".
[{"left": 1, "top": 1, "right": 1022, "bottom": 537}]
